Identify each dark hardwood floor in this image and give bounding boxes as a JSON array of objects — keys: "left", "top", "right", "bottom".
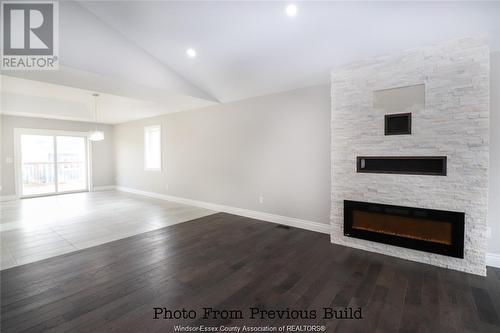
[{"left": 1, "top": 213, "right": 500, "bottom": 332}]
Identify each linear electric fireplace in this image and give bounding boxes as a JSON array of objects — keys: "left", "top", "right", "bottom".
[{"left": 344, "top": 200, "right": 464, "bottom": 258}]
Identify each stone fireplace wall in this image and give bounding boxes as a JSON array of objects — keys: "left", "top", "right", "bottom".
[{"left": 330, "top": 36, "right": 489, "bottom": 275}]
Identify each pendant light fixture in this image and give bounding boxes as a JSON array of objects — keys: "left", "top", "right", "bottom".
[{"left": 89, "top": 93, "right": 104, "bottom": 141}]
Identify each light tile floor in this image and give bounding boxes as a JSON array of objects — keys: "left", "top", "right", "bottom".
[{"left": 0, "top": 191, "right": 215, "bottom": 270}]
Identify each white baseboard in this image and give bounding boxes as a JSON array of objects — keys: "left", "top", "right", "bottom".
[
  {"left": 486, "top": 253, "right": 500, "bottom": 268},
  {"left": 115, "top": 186, "right": 330, "bottom": 234},
  {"left": 92, "top": 185, "right": 116, "bottom": 192},
  {"left": 0, "top": 195, "right": 18, "bottom": 202}
]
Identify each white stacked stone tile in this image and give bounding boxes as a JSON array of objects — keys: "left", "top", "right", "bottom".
[{"left": 330, "top": 36, "right": 490, "bottom": 276}]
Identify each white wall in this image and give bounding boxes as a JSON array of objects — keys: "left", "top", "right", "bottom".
[
  {"left": 114, "top": 85, "right": 331, "bottom": 224},
  {"left": 488, "top": 51, "right": 500, "bottom": 256},
  {"left": 0, "top": 115, "right": 115, "bottom": 197}
]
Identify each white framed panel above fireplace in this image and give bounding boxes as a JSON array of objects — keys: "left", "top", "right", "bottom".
[{"left": 330, "top": 36, "right": 490, "bottom": 276}]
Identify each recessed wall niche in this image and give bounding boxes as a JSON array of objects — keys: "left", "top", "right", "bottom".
[
  {"left": 385, "top": 113, "right": 412, "bottom": 135},
  {"left": 356, "top": 156, "right": 447, "bottom": 176}
]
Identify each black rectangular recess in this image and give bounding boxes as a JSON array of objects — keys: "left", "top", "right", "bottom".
[
  {"left": 385, "top": 113, "right": 411, "bottom": 135},
  {"left": 344, "top": 200, "right": 464, "bottom": 258},
  {"left": 357, "top": 156, "right": 447, "bottom": 176}
]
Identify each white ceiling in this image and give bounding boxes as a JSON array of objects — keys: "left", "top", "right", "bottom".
[
  {"left": 2, "top": 1, "right": 499, "bottom": 123},
  {"left": 79, "top": 0, "right": 500, "bottom": 103},
  {"left": 1, "top": 75, "right": 176, "bottom": 124}
]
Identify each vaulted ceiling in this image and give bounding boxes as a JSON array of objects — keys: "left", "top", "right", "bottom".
[{"left": 2, "top": 1, "right": 499, "bottom": 123}]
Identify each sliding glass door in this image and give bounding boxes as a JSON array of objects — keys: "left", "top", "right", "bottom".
[
  {"left": 56, "top": 136, "right": 87, "bottom": 193},
  {"left": 20, "top": 135, "right": 57, "bottom": 196},
  {"left": 19, "top": 133, "right": 88, "bottom": 197}
]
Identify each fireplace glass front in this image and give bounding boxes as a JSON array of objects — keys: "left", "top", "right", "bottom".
[{"left": 344, "top": 200, "right": 464, "bottom": 258}]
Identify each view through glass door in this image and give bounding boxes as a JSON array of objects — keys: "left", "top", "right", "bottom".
[
  {"left": 20, "top": 134, "right": 88, "bottom": 197},
  {"left": 56, "top": 136, "right": 87, "bottom": 193}
]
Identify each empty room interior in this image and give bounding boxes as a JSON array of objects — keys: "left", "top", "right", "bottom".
[{"left": 1, "top": 1, "right": 500, "bottom": 332}]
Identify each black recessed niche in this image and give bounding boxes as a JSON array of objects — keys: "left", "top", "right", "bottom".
[
  {"left": 385, "top": 113, "right": 411, "bottom": 135},
  {"left": 357, "top": 156, "right": 447, "bottom": 176}
]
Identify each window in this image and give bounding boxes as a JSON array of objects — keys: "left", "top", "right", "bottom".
[{"left": 144, "top": 125, "right": 161, "bottom": 170}]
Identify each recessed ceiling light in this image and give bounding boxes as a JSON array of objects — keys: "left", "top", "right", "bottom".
[
  {"left": 285, "top": 4, "right": 298, "bottom": 17},
  {"left": 186, "top": 48, "right": 196, "bottom": 58}
]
